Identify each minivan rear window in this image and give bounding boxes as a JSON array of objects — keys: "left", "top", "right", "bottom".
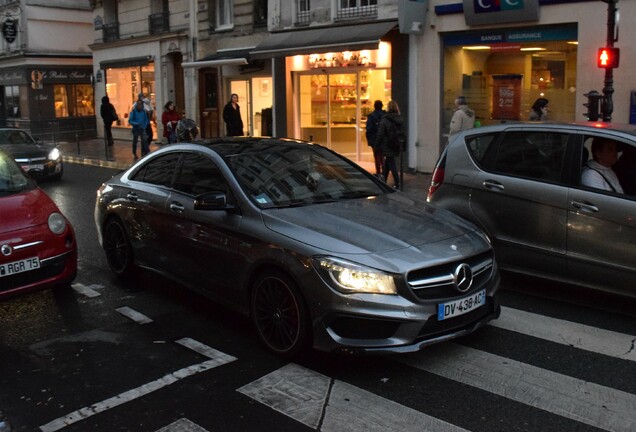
[{"left": 468, "top": 131, "right": 568, "bottom": 183}]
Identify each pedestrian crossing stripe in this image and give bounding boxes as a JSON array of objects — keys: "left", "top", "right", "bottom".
[
  {"left": 399, "top": 343, "right": 636, "bottom": 432},
  {"left": 494, "top": 306, "right": 636, "bottom": 361},
  {"left": 39, "top": 339, "right": 236, "bottom": 432},
  {"left": 116, "top": 306, "right": 153, "bottom": 324},
  {"left": 154, "top": 418, "right": 209, "bottom": 432},
  {"left": 238, "top": 363, "right": 470, "bottom": 432}
]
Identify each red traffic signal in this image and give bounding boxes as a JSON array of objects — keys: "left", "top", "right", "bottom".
[{"left": 597, "top": 47, "right": 620, "bottom": 68}]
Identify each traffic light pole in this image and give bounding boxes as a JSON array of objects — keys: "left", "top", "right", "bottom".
[{"left": 601, "top": 0, "right": 618, "bottom": 122}]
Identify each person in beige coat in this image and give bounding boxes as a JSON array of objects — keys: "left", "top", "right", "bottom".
[{"left": 448, "top": 96, "right": 475, "bottom": 142}]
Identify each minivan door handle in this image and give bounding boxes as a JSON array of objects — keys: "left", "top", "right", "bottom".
[
  {"left": 483, "top": 180, "right": 505, "bottom": 191},
  {"left": 571, "top": 200, "right": 599, "bottom": 213}
]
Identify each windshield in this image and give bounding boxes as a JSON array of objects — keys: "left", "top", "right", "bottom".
[
  {"left": 0, "top": 152, "right": 35, "bottom": 196},
  {"left": 0, "top": 129, "right": 36, "bottom": 146},
  {"left": 225, "top": 144, "right": 390, "bottom": 208}
]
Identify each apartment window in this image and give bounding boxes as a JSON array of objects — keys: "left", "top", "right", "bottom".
[
  {"left": 216, "top": 0, "right": 234, "bottom": 29},
  {"left": 297, "top": 0, "right": 310, "bottom": 25},
  {"left": 337, "top": 0, "right": 377, "bottom": 19},
  {"left": 254, "top": 0, "right": 267, "bottom": 27}
]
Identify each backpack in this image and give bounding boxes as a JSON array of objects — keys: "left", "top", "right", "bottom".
[{"left": 387, "top": 117, "right": 406, "bottom": 151}]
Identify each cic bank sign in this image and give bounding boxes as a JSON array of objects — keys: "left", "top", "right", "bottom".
[{"left": 463, "top": 0, "right": 540, "bottom": 26}]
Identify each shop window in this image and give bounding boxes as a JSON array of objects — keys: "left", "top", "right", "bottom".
[
  {"left": 5, "top": 85, "right": 19, "bottom": 118},
  {"left": 105, "top": 64, "right": 155, "bottom": 127},
  {"left": 54, "top": 85, "right": 95, "bottom": 118}
]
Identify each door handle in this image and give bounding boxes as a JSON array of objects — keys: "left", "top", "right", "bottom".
[
  {"left": 170, "top": 201, "right": 185, "bottom": 213},
  {"left": 126, "top": 192, "right": 138, "bottom": 201},
  {"left": 483, "top": 180, "right": 504, "bottom": 191},
  {"left": 571, "top": 200, "right": 599, "bottom": 213}
]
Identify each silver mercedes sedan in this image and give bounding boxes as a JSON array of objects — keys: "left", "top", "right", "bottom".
[{"left": 95, "top": 138, "right": 500, "bottom": 356}]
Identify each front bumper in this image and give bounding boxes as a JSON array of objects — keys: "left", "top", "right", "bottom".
[{"left": 308, "top": 268, "right": 501, "bottom": 354}]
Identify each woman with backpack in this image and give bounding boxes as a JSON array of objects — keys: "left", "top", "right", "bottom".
[{"left": 376, "top": 100, "right": 405, "bottom": 190}]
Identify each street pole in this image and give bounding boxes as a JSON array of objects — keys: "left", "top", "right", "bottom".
[{"left": 601, "top": 0, "right": 618, "bottom": 122}]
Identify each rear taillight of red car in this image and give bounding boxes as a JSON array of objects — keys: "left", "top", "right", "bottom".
[{"left": 427, "top": 155, "right": 446, "bottom": 202}]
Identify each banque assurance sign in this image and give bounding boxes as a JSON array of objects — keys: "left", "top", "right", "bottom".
[{"left": 463, "top": 0, "right": 540, "bottom": 26}]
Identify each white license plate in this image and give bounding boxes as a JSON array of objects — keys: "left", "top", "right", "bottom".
[
  {"left": 21, "top": 164, "right": 44, "bottom": 172},
  {"left": 0, "top": 257, "right": 40, "bottom": 277},
  {"left": 437, "top": 289, "right": 486, "bottom": 321}
]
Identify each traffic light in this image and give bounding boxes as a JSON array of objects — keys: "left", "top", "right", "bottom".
[
  {"left": 597, "top": 47, "right": 620, "bottom": 68},
  {"left": 583, "top": 90, "right": 602, "bottom": 121}
]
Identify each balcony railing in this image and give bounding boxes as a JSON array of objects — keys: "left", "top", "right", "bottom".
[
  {"left": 102, "top": 22, "right": 119, "bottom": 42},
  {"left": 336, "top": 5, "right": 377, "bottom": 21},
  {"left": 149, "top": 11, "right": 170, "bottom": 35},
  {"left": 296, "top": 10, "right": 310, "bottom": 26}
]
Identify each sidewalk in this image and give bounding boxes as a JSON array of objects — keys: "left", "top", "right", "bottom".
[{"left": 58, "top": 138, "right": 431, "bottom": 200}]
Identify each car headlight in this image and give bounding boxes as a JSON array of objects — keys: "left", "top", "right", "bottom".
[
  {"left": 313, "top": 256, "right": 397, "bottom": 295},
  {"left": 48, "top": 148, "right": 61, "bottom": 161},
  {"left": 48, "top": 213, "right": 67, "bottom": 234}
]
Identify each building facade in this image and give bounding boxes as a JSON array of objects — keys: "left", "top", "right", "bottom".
[
  {"left": 90, "top": 1, "right": 635, "bottom": 174},
  {"left": 0, "top": 0, "right": 94, "bottom": 141},
  {"left": 235, "top": 0, "right": 634, "bottom": 174},
  {"left": 250, "top": 0, "right": 407, "bottom": 170},
  {"left": 182, "top": 0, "right": 270, "bottom": 139},
  {"left": 412, "top": 0, "right": 634, "bottom": 172},
  {"left": 90, "top": 0, "right": 191, "bottom": 142}
]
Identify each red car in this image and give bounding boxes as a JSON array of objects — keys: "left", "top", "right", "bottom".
[{"left": 0, "top": 150, "right": 77, "bottom": 298}]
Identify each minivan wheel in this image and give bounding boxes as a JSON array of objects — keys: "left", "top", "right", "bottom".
[
  {"left": 251, "top": 271, "right": 309, "bottom": 357},
  {"left": 103, "top": 218, "right": 134, "bottom": 278}
]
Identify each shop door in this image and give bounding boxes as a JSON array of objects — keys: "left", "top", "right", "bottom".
[
  {"left": 200, "top": 69, "right": 219, "bottom": 138},
  {"left": 251, "top": 77, "right": 273, "bottom": 136},
  {"left": 229, "top": 80, "right": 251, "bottom": 136},
  {"left": 298, "top": 72, "right": 374, "bottom": 166},
  {"left": 299, "top": 74, "right": 328, "bottom": 144},
  {"left": 329, "top": 73, "right": 359, "bottom": 160}
]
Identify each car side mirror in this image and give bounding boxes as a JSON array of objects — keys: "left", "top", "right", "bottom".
[{"left": 194, "top": 191, "right": 235, "bottom": 212}]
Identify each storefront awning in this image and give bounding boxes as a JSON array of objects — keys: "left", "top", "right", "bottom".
[
  {"left": 100, "top": 56, "right": 153, "bottom": 69},
  {"left": 182, "top": 48, "right": 253, "bottom": 69},
  {"left": 250, "top": 21, "right": 396, "bottom": 59}
]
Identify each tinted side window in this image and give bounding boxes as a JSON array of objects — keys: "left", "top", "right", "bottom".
[
  {"left": 466, "top": 133, "right": 498, "bottom": 165},
  {"left": 173, "top": 152, "right": 227, "bottom": 196},
  {"left": 491, "top": 131, "right": 568, "bottom": 182},
  {"left": 131, "top": 153, "right": 180, "bottom": 186}
]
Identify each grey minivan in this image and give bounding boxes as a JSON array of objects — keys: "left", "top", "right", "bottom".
[{"left": 428, "top": 122, "right": 636, "bottom": 298}]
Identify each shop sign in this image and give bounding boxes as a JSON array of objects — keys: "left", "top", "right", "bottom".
[
  {"left": 0, "top": 70, "right": 24, "bottom": 84},
  {"left": 463, "top": 0, "right": 539, "bottom": 26},
  {"left": 490, "top": 43, "right": 522, "bottom": 52},
  {"left": 492, "top": 74, "right": 522, "bottom": 121},
  {"left": 307, "top": 51, "right": 375, "bottom": 69},
  {"left": 2, "top": 19, "right": 18, "bottom": 43},
  {"left": 398, "top": 0, "right": 428, "bottom": 35},
  {"left": 443, "top": 25, "right": 577, "bottom": 47}
]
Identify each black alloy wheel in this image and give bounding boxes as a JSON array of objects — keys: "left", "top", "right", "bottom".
[
  {"left": 103, "top": 218, "right": 134, "bottom": 278},
  {"left": 251, "top": 271, "right": 309, "bottom": 357}
]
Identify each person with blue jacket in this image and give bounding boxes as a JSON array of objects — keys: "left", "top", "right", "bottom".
[{"left": 128, "top": 100, "right": 150, "bottom": 159}]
